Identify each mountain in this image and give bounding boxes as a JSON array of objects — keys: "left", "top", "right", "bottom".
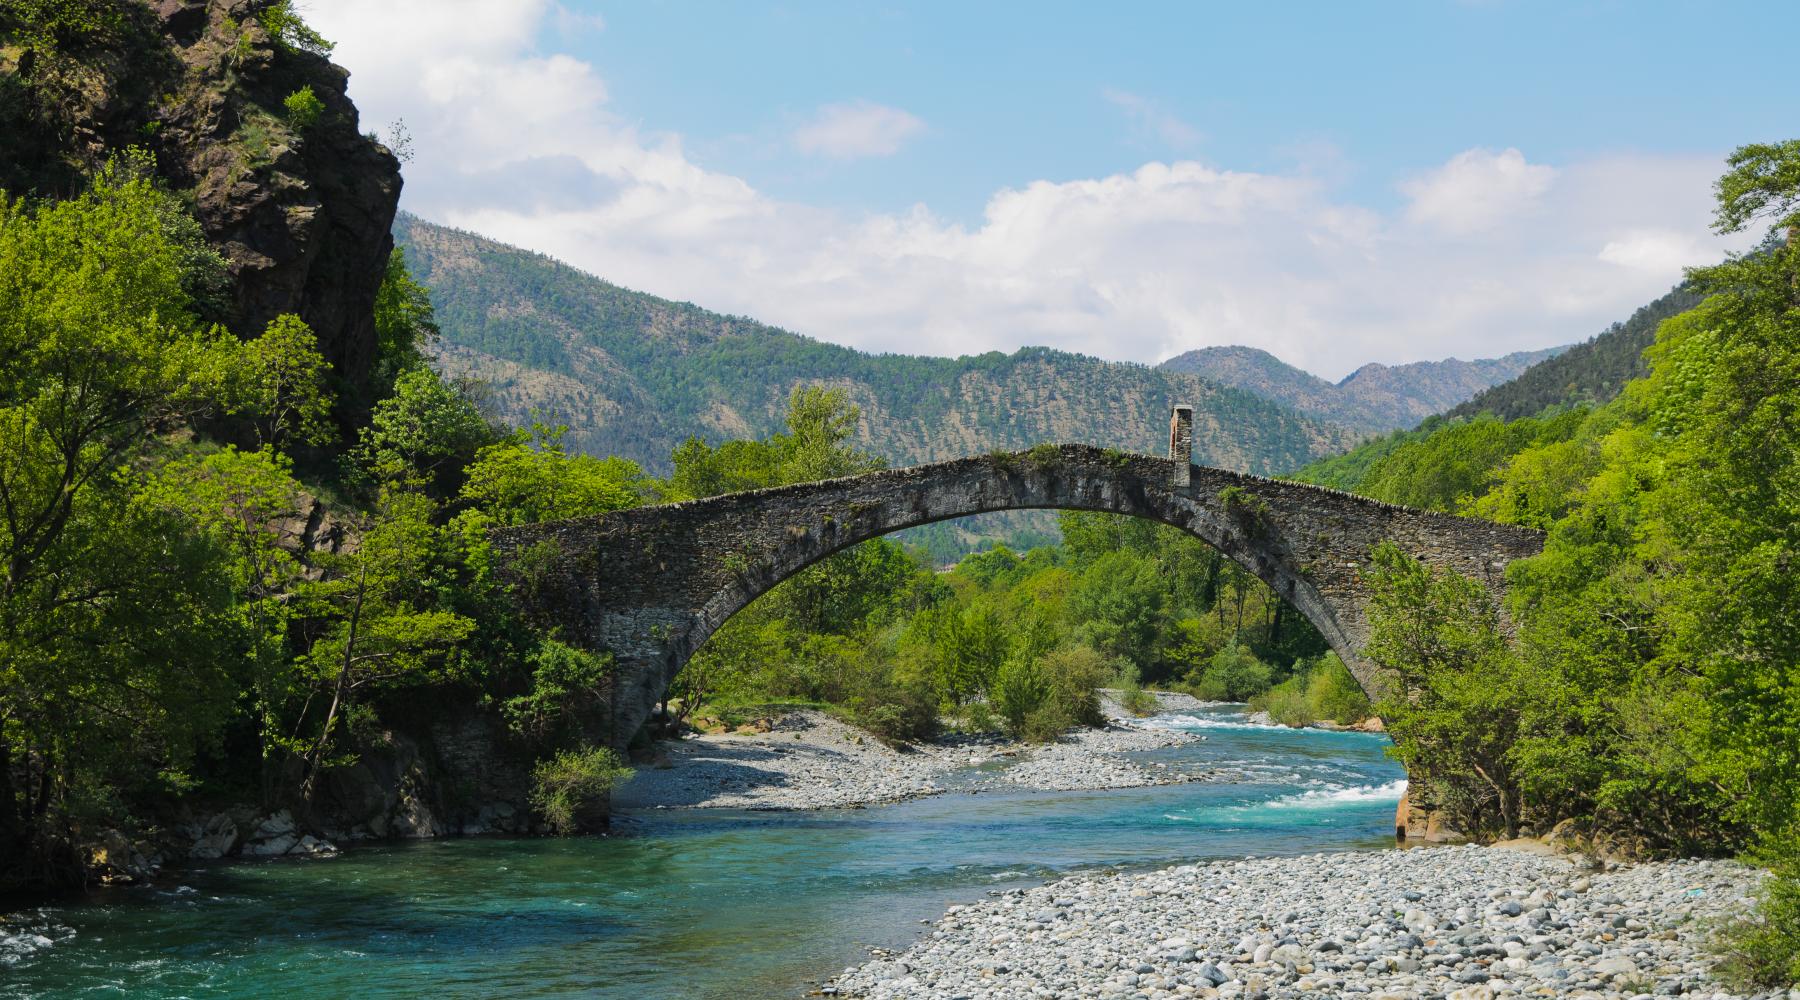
[
  {"left": 1291, "top": 282, "right": 1706, "bottom": 499},
  {"left": 395, "top": 215, "right": 1360, "bottom": 477},
  {"left": 1443, "top": 284, "right": 1702, "bottom": 422},
  {"left": 1158, "top": 345, "right": 1564, "bottom": 433}
]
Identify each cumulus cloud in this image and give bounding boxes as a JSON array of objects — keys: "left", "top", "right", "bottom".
[
  {"left": 791, "top": 100, "right": 926, "bottom": 159},
  {"left": 307, "top": 0, "right": 1747, "bottom": 380},
  {"left": 1400, "top": 147, "right": 1558, "bottom": 234}
]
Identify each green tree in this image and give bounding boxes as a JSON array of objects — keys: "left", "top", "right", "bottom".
[
  {"left": 238, "top": 313, "right": 335, "bottom": 448},
  {"left": 282, "top": 487, "right": 479, "bottom": 795},
  {"left": 460, "top": 424, "right": 644, "bottom": 525},
  {"left": 356, "top": 366, "right": 496, "bottom": 488},
  {"left": 1068, "top": 550, "right": 1169, "bottom": 672},
  {"left": 0, "top": 164, "right": 266, "bottom": 880},
  {"left": 370, "top": 247, "right": 439, "bottom": 394}
]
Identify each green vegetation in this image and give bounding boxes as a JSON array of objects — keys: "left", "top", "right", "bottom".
[
  {"left": 257, "top": 1, "right": 334, "bottom": 56},
  {"left": 528, "top": 748, "right": 631, "bottom": 837},
  {"left": 282, "top": 86, "right": 324, "bottom": 131},
  {"left": 0, "top": 156, "right": 632, "bottom": 892},
  {"left": 1341, "top": 143, "right": 1800, "bottom": 985},
  {"left": 1248, "top": 653, "right": 1371, "bottom": 728}
]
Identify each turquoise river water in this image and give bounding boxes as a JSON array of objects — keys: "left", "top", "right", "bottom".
[{"left": 0, "top": 705, "right": 1405, "bottom": 998}]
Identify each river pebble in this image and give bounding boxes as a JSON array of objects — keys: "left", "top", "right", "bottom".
[
  {"left": 615, "top": 695, "right": 1208, "bottom": 810},
  {"left": 823, "top": 844, "right": 1774, "bottom": 999}
]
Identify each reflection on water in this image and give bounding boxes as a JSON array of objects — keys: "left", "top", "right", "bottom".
[{"left": 0, "top": 706, "right": 1404, "bottom": 1000}]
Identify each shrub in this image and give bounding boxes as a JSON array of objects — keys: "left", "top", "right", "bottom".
[
  {"left": 1713, "top": 869, "right": 1800, "bottom": 989},
  {"left": 993, "top": 655, "right": 1048, "bottom": 735},
  {"left": 503, "top": 640, "right": 613, "bottom": 743},
  {"left": 529, "top": 747, "right": 631, "bottom": 836},
  {"left": 1250, "top": 675, "right": 1313, "bottom": 727},
  {"left": 1186, "top": 643, "right": 1273, "bottom": 701},
  {"left": 259, "top": 0, "right": 334, "bottom": 55},
  {"left": 1111, "top": 664, "right": 1159, "bottom": 717},
  {"left": 988, "top": 645, "right": 1108, "bottom": 741},
  {"left": 283, "top": 86, "right": 325, "bottom": 130},
  {"left": 1307, "top": 652, "right": 1371, "bottom": 723}
]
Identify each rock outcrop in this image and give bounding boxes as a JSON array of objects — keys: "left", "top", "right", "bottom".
[{"left": 0, "top": 0, "right": 402, "bottom": 411}]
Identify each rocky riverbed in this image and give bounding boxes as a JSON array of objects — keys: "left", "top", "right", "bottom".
[
  {"left": 613, "top": 693, "right": 1217, "bottom": 810},
  {"left": 821, "top": 844, "right": 1772, "bottom": 1000}
]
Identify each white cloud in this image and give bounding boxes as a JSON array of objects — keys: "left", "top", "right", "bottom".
[
  {"left": 791, "top": 100, "right": 925, "bottom": 159},
  {"left": 306, "top": 1, "right": 1748, "bottom": 380},
  {"left": 1598, "top": 229, "right": 1712, "bottom": 273},
  {"left": 1104, "top": 88, "right": 1204, "bottom": 149},
  {"left": 1400, "top": 147, "right": 1557, "bottom": 234}
]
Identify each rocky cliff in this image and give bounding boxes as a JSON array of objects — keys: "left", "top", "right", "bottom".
[{"left": 0, "top": 0, "right": 402, "bottom": 412}]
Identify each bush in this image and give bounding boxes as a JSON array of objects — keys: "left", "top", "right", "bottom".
[
  {"left": 529, "top": 747, "right": 632, "bottom": 836},
  {"left": 1713, "top": 870, "right": 1800, "bottom": 989},
  {"left": 1110, "top": 663, "right": 1159, "bottom": 716},
  {"left": 1307, "top": 653, "right": 1372, "bottom": 723},
  {"left": 990, "top": 645, "right": 1108, "bottom": 741},
  {"left": 503, "top": 640, "right": 613, "bottom": 743},
  {"left": 1246, "top": 653, "right": 1372, "bottom": 728},
  {"left": 1251, "top": 675, "right": 1313, "bottom": 727},
  {"left": 1186, "top": 643, "right": 1273, "bottom": 701},
  {"left": 283, "top": 86, "right": 325, "bottom": 130}
]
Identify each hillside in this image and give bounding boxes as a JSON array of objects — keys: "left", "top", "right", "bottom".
[
  {"left": 1293, "top": 281, "right": 1705, "bottom": 499},
  {"left": 396, "top": 215, "right": 1360, "bottom": 476},
  {"left": 1159, "top": 344, "right": 1562, "bottom": 433},
  {"left": 1443, "top": 283, "right": 1701, "bottom": 421}
]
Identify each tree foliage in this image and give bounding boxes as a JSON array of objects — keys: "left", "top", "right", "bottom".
[{"left": 1353, "top": 141, "right": 1800, "bottom": 983}]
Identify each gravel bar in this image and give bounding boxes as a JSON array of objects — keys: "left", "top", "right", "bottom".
[{"left": 822, "top": 844, "right": 1773, "bottom": 1000}]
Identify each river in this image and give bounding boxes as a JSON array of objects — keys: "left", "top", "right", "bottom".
[{"left": 0, "top": 705, "right": 1404, "bottom": 999}]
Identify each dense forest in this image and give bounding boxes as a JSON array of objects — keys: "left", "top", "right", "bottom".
[{"left": 1296, "top": 143, "right": 1800, "bottom": 986}]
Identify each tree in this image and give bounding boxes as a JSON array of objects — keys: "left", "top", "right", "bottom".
[
  {"left": 1068, "top": 550, "right": 1170, "bottom": 673},
  {"left": 282, "top": 487, "right": 478, "bottom": 796},
  {"left": 238, "top": 314, "right": 335, "bottom": 448},
  {"left": 356, "top": 366, "right": 496, "bottom": 488},
  {"left": 460, "top": 424, "right": 644, "bottom": 525},
  {"left": 0, "top": 163, "right": 264, "bottom": 882},
  {"left": 370, "top": 247, "right": 439, "bottom": 395}
]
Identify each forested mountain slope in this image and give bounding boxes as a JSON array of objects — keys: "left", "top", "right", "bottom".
[
  {"left": 1160, "top": 344, "right": 1562, "bottom": 433},
  {"left": 396, "top": 215, "right": 1359, "bottom": 476},
  {"left": 1443, "top": 283, "right": 1701, "bottom": 421}
]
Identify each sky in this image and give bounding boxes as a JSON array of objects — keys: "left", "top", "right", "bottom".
[{"left": 305, "top": 1, "right": 1796, "bottom": 380}]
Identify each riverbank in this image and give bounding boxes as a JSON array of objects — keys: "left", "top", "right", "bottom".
[
  {"left": 822, "top": 844, "right": 1768, "bottom": 1000},
  {"left": 613, "top": 693, "right": 1215, "bottom": 811}
]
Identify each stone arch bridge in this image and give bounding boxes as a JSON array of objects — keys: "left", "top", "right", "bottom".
[{"left": 491, "top": 409, "right": 1543, "bottom": 748}]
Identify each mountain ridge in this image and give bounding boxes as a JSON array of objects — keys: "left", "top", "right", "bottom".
[
  {"left": 396, "top": 214, "right": 1360, "bottom": 477},
  {"left": 1158, "top": 343, "right": 1565, "bottom": 433}
]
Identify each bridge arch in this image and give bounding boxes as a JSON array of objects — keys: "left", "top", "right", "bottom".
[{"left": 492, "top": 442, "right": 1543, "bottom": 749}]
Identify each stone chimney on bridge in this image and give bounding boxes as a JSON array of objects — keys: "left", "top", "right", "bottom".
[{"left": 1168, "top": 404, "right": 1193, "bottom": 487}]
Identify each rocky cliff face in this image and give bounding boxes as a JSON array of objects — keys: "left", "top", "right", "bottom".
[{"left": 0, "top": 0, "right": 401, "bottom": 410}]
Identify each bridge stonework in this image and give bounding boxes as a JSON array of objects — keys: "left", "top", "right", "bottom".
[{"left": 491, "top": 444, "right": 1543, "bottom": 749}]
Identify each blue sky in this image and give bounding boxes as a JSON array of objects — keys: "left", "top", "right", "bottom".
[
  {"left": 310, "top": 0, "right": 1794, "bottom": 378},
  {"left": 592, "top": 2, "right": 1780, "bottom": 218}
]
